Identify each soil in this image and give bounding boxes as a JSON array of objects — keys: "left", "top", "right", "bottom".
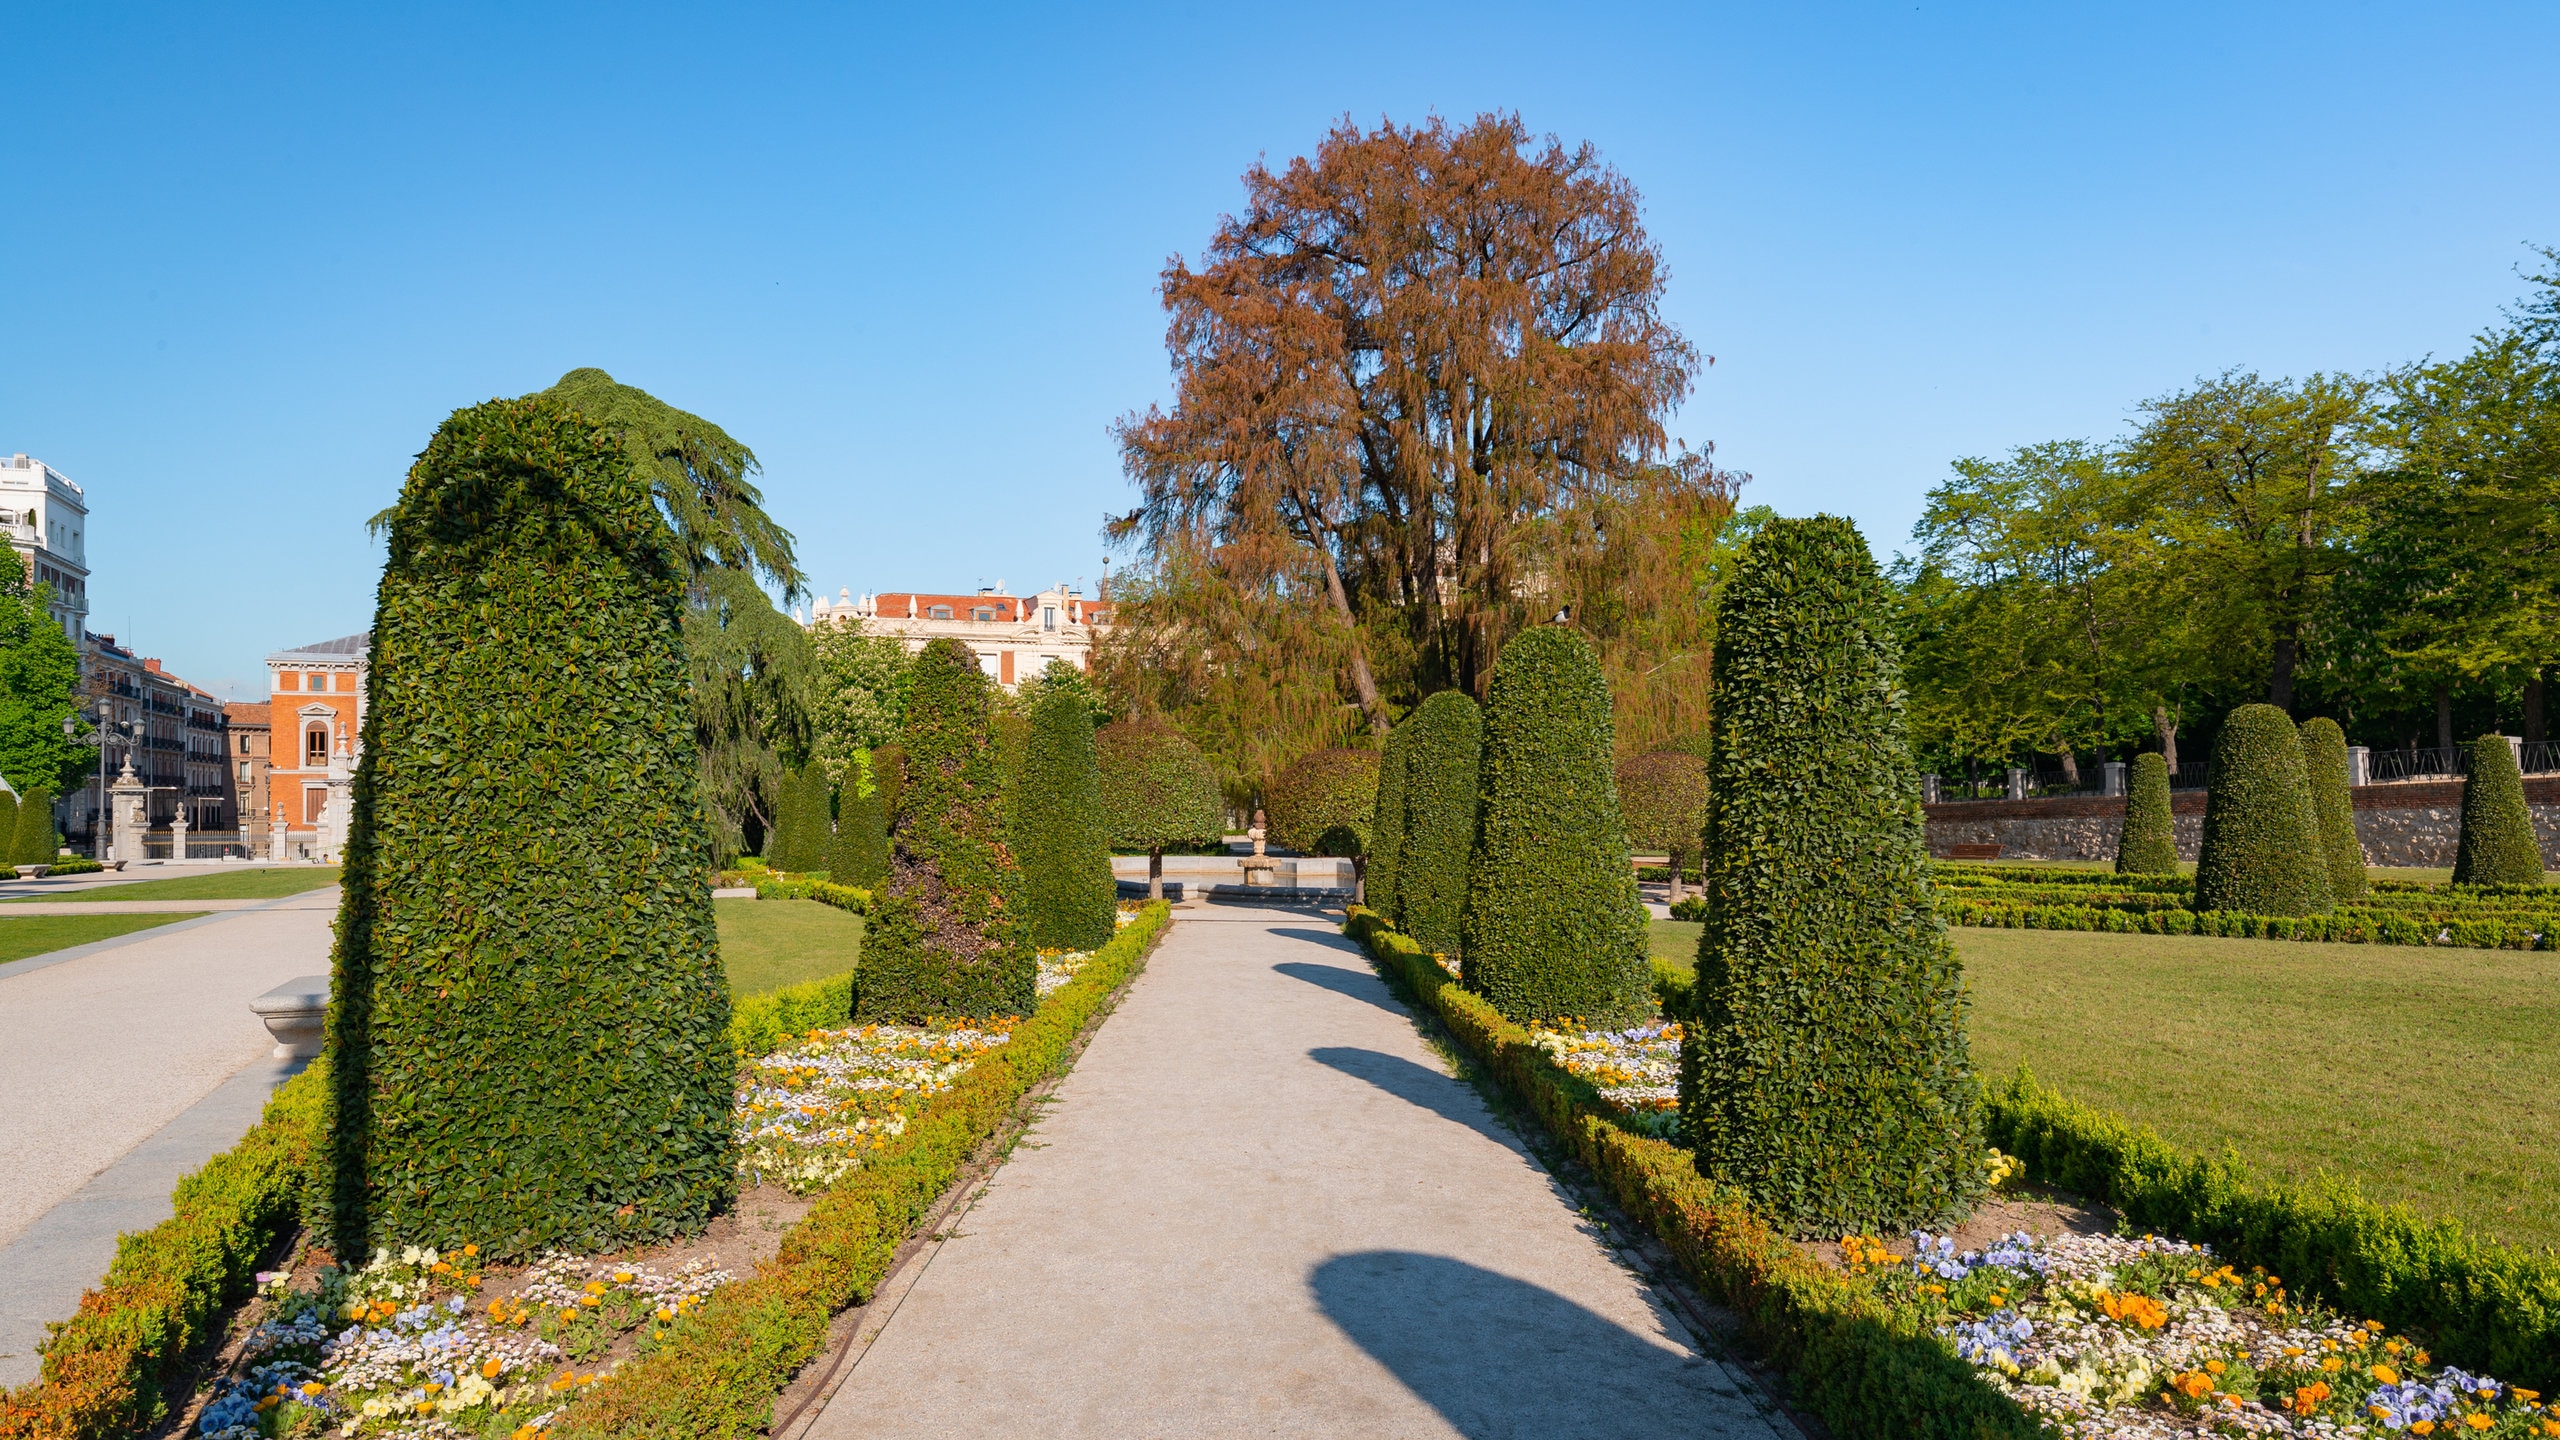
[{"left": 1799, "top": 1185, "right": 2123, "bottom": 1272}]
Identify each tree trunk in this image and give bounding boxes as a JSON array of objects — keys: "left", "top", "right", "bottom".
[
  {"left": 1148, "top": 845, "right": 1164, "bottom": 902},
  {"left": 1351, "top": 853, "right": 1366, "bottom": 906},
  {"left": 2154, "top": 705, "right": 2179, "bottom": 774},
  {"left": 2436, "top": 684, "right": 2454, "bottom": 757},
  {"left": 2055, "top": 743, "right": 2081, "bottom": 787},
  {"left": 2526, "top": 668, "right": 2547, "bottom": 747},
  {"left": 2269, "top": 624, "right": 2299, "bottom": 713},
  {"left": 1667, "top": 846, "right": 1685, "bottom": 903},
  {"left": 1300, "top": 491, "right": 1391, "bottom": 735}
]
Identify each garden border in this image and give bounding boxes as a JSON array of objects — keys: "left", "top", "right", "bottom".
[{"left": 1342, "top": 906, "right": 2040, "bottom": 1440}]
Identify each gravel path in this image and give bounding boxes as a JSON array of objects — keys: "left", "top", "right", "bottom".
[
  {"left": 0, "top": 890, "right": 338, "bottom": 1386},
  {"left": 801, "top": 907, "right": 1789, "bottom": 1439}
]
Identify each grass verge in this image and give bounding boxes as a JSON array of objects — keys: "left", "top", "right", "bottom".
[
  {"left": 0, "top": 913, "right": 201, "bottom": 965},
  {"left": 717, "top": 898, "right": 866, "bottom": 997},
  {"left": 5, "top": 868, "right": 342, "bottom": 905}
]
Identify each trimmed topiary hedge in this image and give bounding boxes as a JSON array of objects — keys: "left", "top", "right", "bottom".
[
  {"left": 1681, "top": 515, "right": 1982, "bottom": 1236},
  {"left": 2114, "top": 751, "right": 2178, "bottom": 875},
  {"left": 2192, "top": 703, "right": 2332, "bottom": 917},
  {"left": 2297, "top": 717, "right": 2367, "bottom": 901},
  {"left": 1265, "top": 748, "right": 1378, "bottom": 860},
  {"left": 858, "top": 637, "right": 1034, "bottom": 1021},
  {"left": 1616, "top": 751, "right": 1709, "bottom": 902},
  {"left": 322, "top": 394, "right": 734, "bottom": 1263},
  {"left": 11, "top": 786, "right": 54, "bottom": 867},
  {"left": 766, "top": 765, "right": 830, "bottom": 874},
  {"left": 1459, "top": 627, "right": 1650, "bottom": 1026},
  {"left": 0, "top": 790, "right": 18, "bottom": 868},
  {"left": 827, "top": 758, "right": 889, "bottom": 891},
  {"left": 1095, "top": 717, "right": 1222, "bottom": 900},
  {"left": 1365, "top": 721, "right": 1414, "bottom": 924},
  {"left": 1014, "top": 683, "right": 1117, "bottom": 951},
  {"left": 1399, "top": 690, "right": 1482, "bottom": 957},
  {"left": 2452, "top": 733, "right": 2544, "bottom": 887}
]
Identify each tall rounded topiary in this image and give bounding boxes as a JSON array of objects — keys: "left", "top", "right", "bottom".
[
  {"left": 1266, "top": 747, "right": 1379, "bottom": 871},
  {"left": 323, "top": 395, "right": 731, "bottom": 1260},
  {"left": 2297, "top": 717, "right": 2367, "bottom": 900},
  {"left": 827, "top": 758, "right": 890, "bottom": 891},
  {"left": 2452, "top": 733, "right": 2544, "bottom": 887},
  {"left": 12, "top": 785, "right": 56, "bottom": 865},
  {"left": 1459, "top": 628, "right": 1649, "bottom": 1027},
  {"left": 766, "top": 765, "right": 829, "bottom": 873},
  {"left": 0, "top": 789, "right": 19, "bottom": 865},
  {"left": 2114, "top": 752, "right": 2179, "bottom": 875},
  {"left": 1399, "top": 690, "right": 1482, "bottom": 956},
  {"left": 1365, "top": 721, "right": 1414, "bottom": 924},
  {"left": 1616, "top": 751, "right": 1709, "bottom": 902},
  {"left": 1014, "top": 683, "right": 1117, "bottom": 950},
  {"left": 859, "top": 638, "right": 1035, "bottom": 1020},
  {"left": 1096, "top": 717, "right": 1222, "bottom": 900},
  {"left": 1680, "top": 516, "right": 1981, "bottom": 1235},
  {"left": 2192, "top": 703, "right": 2332, "bottom": 916}
]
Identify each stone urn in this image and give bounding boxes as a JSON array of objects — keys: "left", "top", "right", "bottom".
[{"left": 249, "top": 975, "right": 331, "bottom": 1060}]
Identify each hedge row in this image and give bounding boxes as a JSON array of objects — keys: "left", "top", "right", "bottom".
[
  {"left": 1943, "top": 898, "right": 2560, "bottom": 948},
  {"left": 1985, "top": 1070, "right": 2560, "bottom": 1391},
  {"left": 0, "top": 1066, "right": 328, "bottom": 1439},
  {"left": 1343, "top": 908, "right": 2036, "bottom": 1440},
  {"left": 550, "top": 902, "right": 1171, "bottom": 1439}
]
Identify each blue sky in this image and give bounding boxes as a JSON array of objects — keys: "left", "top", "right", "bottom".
[{"left": 6, "top": 3, "right": 2557, "bottom": 696}]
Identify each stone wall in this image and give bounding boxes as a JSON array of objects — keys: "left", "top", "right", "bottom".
[{"left": 1924, "top": 777, "right": 2560, "bottom": 868}]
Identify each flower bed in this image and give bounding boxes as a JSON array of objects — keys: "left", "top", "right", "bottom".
[{"left": 1527, "top": 1019, "right": 1681, "bottom": 1137}]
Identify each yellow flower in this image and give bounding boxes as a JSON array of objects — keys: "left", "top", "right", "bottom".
[
  {"left": 2373, "top": 1363, "right": 2402, "bottom": 1385},
  {"left": 2322, "top": 1358, "right": 2344, "bottom": 1373}
]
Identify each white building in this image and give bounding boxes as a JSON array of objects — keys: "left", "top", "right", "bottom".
[
  {"left": 0, "top": 453, "right": 90, "bottom": 639},
  {"left": 804, "top": 581, "right": 1113, "bottom": 690}
]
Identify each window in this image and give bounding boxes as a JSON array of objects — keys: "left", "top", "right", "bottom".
[
  {"left": 308, "top": 672, "right": 328, "bottom": 691},
  {"left": 971, "top": 606, "right": 997, "bottom": 622},
  {"left": 927, "top": 605, "right": 953, "bottom": 621},
  {"left": 239, "top": 760, "right": 251, "bottom": 783},
  {"left": 239, "top": 735, "right": 250, "bottom": 754},
  {"left": 976, "top": 651, "right": 1000, "bottom": 679},
  {"left": 1042, "top": 606, "right": 1058, "bottom": 631},
  {"left": 306, "top": 727, "right": 327, "bottom": 765},
  {"left": 304, "top": 789, "right": 327, "bottom": 824}
]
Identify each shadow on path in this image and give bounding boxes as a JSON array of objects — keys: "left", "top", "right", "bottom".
[
  {"left": 1272, "top": 961, "right": 1409, "bottom": 1017},
  {"left": 1267, "top": 925, "right": 1364, "bottom": 952},
  {"left": 1309, "top": 1046, "right": 1512, "bottom": 1144},
  {"left": 1313, "top": 1250, "right": 1759, "bottom": 1438}
]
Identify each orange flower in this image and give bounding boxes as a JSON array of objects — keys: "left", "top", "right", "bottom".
[
  {"left": 2173, "top": 1372, "right": 2215, "bottom": 1399},
  {"left": 2374, "top": 1363, "right": 2402, "bottom": 1385}
]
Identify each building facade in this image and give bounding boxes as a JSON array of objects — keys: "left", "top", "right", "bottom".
[
  {"left": 1, "top": 453, "right": 90, "bottom": 639},
  {"left": 225, "top": 701, "right": 271, "bottom": 841},
  {"left": 264, "top": 633, "right": 367, "bottom": 859},
  {"left": 72, "top": 635, "right": 235, "bottom": 851},
  {"left": 804, "top": 581, "right": 1111, "bottom": 689}
]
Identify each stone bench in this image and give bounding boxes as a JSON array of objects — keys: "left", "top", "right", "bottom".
[{"left": 249, "top": 975, "right": 330, "bottom": 1060}]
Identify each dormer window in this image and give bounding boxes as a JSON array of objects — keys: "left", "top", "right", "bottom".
[
  {"left": 928, "top": 605, "right": 954, "bottom": 621},
  {"left": 1042, "top": 606, "right": 1058, "bottom": 631},
  {"left": 971, "top": 606, "right": 997, "bottom": 622}
]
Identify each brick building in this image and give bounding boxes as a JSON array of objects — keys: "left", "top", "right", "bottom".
[
  {"left": 71, "top": 635, "right": 235, "bottom": 851},
  {"left": 264, "top": 633, "right": 367, "bottom": 858},
  {"left": 225, "top": 701, "right": 271, "bottom": 841}
]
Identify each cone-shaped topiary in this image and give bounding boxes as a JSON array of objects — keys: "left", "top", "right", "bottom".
[
  {"left": 827, "top": 757, "right": 890, "bottom": 891},
  {"left": 1267, "top": 748, "right": 1379, "bottom": 857},
  {"left": 2297, "top": 718, "right": 2367, "bottom": 901},
  {"left": 2452, "top": 733, "right": 2544, "bottom": 886},
  {"left": 2114, "top": 752, "right": 2179, "bottom": 875},
  {"left": 857, "top": 638, "right": 1034, "bottom": 1020},
  {"left": 1459, "top": 628, "right": 1649, "bottom": 1026},
  {"left": 12, "top": 785, "right": 55, "bottom": 865},
  {"left": 1014, "top": 683, "right": 1117, "bottom": 950},
  {"left": 1400, "top": 690, "right": 1483, "bottom": 957},
  {"left": 321, "top": 395, "right": 732, "bottom": 1260},
  {"left": 1366, "top": 721, "right": 1413, "bottom": 924},
  {"left": 1096, "top": 717, "right": 1222, "bottom": 900},
  {"left": 766, "top": 765, "right": 829, "bottom": 873},
  {"left": 1617, "top": 751, "right": 1709, "bottom": 902},
  {"left": 1680, "top": 515, "right": 1982, "bottom": 1235},
  {"left": 2193, "top": 704, "right": 2333, "bottom": 916}
]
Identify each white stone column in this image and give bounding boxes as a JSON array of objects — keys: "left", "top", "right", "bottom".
[
  {"left": 2347, "top": 745, "right": 2371, "bottom": 788},
  {"left": 1920, "top": 774, "right": 1940, "bottom": 805},
  {"left": 2102, "top": 761, "right": 2127, "bottom": 797},
  {"left": 2004, "top": 767, "right": 2028, "bottom": 801},
  {"left": 315, "top": 730, "right": 355, "bottom": 862},
  {"left": 108, "top": 758, "right": 147, "bottom": 865},
  {"left": 170, "top": 811, "right": 189, "bottom": 861}
]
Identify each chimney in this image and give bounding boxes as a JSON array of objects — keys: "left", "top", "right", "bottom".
[{"left": 144, "top": 658, "right": 161, "bottom": 673}]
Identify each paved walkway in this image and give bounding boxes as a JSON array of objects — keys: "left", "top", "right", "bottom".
[
  {"left": 805, "top": 907, "right": 1787, "bottom": 1439},
  {"left": 0, "top": 889, "right": 337, "bottom": 1387}
]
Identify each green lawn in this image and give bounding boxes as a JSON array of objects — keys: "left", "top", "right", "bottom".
[
  {"left": 1649, "top": 917, "right": 1701, "bottom": 970},
  {"left": 1650, "top": 916, "right": 2560, "bottom": 1251},
  {"left": 717, "top": 897, "right": 864, "bottom": 997},
  {"left": 7, "top": 867, "right": 344, "bottom": 904},
  {"left": 1964, "top": 928, "right": 2560, "bottom": 1253},
  {"left": 0, "top": 912, "right": 204, "bottom": 964}
]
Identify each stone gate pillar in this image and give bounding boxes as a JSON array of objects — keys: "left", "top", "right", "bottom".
[{"left": 108, "top": 758, "right": 148, "bottom": 866}]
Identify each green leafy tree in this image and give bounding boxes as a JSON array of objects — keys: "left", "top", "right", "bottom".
[
  {"left": 827, "top": 757, "right": 890, "bottom": 891},
  {"left": 1616, "top": 751, "right": 1708, "bottom": 901},
  {"left": 2192, "top": 703, "right": 2332, "bottom": 916},
  {"left": 809, "top": 617, "right": 914, "bottom": 790},
  {"left": 766, "top": 765, "right": 830, "bottom": 873},
  {"left": 1014, "top": 681, "right": 1117, "bottom": 950},
  {"left": 1365, "top": 721, "right": 1414, "bottom": 923},
  {"left": 2115, "top": 752, "right": 2179, "bottom": 875},
  {"left": 858, "top": 638, "right": 1034, "bottom": 1020},
  {"left": 1095, "top": 717, "right": 1223, "bottom": 900},
  {"left": 2452, "top": 735, "right": 2544, "bottom": 886},
  {"left": 1459, "top": 627, "right": 1649, "bottom": 1026},
  {"left": 2297, "top": 718, "right": 2367, "bottom": 900},
  {"left": 1265, "top": 748, "right": 1378, "bottom": 860},
  {"left": 0, "top": 548, "right": 90, "bottom": 794},
  {"left": 1016, "top": 658, "right": 1111, "bottom": 731},
  {"left": 323, "top": 395, "right": 732, "bottom": 1259},
  {"left": 1398, "top": 690, "right": 1482, "bottom": 956},
  {"left": 13, "top": 785, "right": 58, "bottom": 865},
  {"left": 1681, "top": 516, "right": 1983, "bottom": 1235}
]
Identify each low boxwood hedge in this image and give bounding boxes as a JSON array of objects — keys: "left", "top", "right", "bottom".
[{"left": 1344, "top": 906, "right": 2036, "bottom": 1440}]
